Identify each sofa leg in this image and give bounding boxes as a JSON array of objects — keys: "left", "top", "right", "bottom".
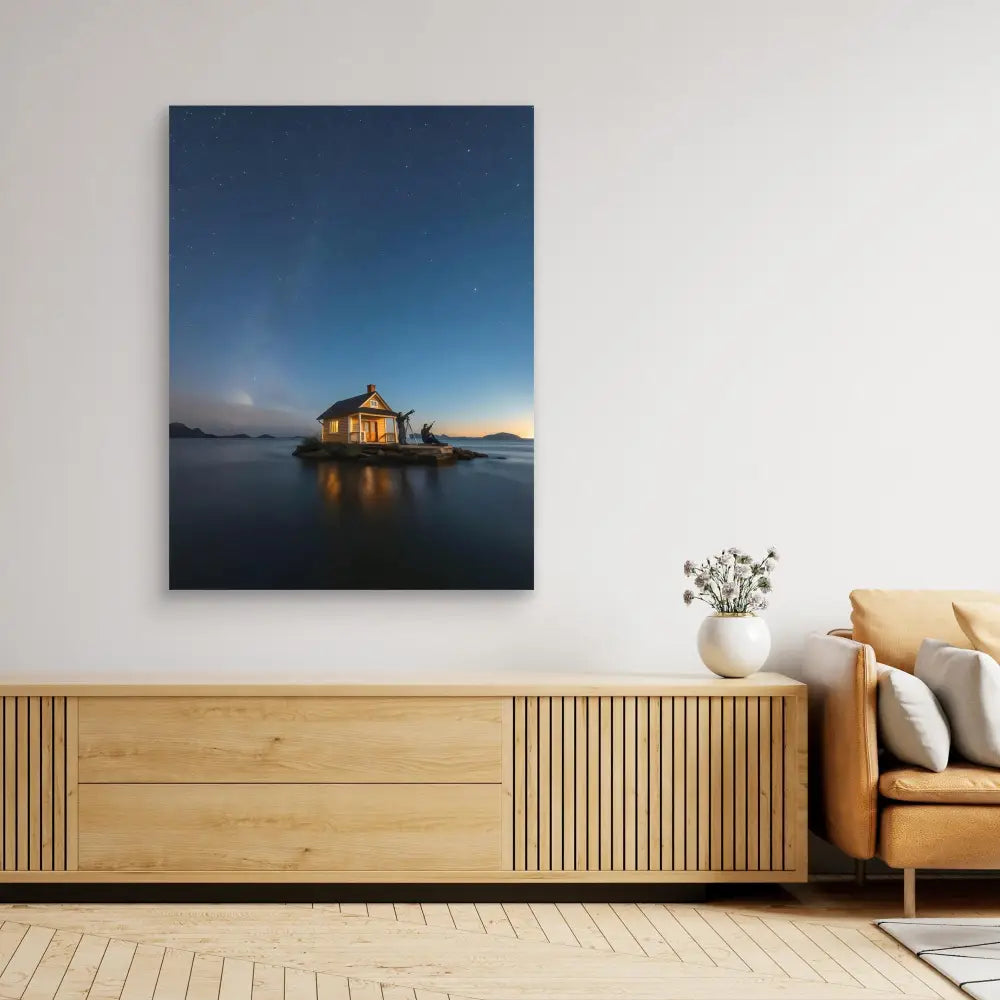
[
  {"left": 903, "top": 868, "right": 916, "bottom": 918},
  {"left": 854, "top": 859, "right": 866, "bottom": 886}
]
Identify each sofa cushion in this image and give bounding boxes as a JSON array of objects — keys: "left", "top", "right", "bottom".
[
  {"left": 880, "top": 804, "right": 1000, "bottom": 869},
  {"left": 850, "top": 589, "right": 1000, "bottom": 672},
  {"left": 880, "top": 764, "right": 1000, "bottom": 804},
  {"left": 876, "top": 664, "right": 950, "bottom": 771},
  {"left": 954, "top": 600, "right": 1000, "bottom": 661},
  {"left": 915, "top": 639, "right": 1000, "bottom": 768}
]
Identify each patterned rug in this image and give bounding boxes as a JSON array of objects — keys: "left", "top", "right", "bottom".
[{"left": 878, "top": 919, "right": 1000, "bottom": 999}]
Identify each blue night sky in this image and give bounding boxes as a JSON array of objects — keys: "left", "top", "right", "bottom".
[{"left": 169, "top": 105, "right": 534, "bottom": 438}]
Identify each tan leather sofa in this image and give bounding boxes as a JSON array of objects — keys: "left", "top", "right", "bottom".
[{"left": 802, "top": 590, "right": 1000, "bottom": 916}]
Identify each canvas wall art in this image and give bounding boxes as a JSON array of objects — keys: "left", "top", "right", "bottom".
[{"left": 169, "top": 105, "right": 534, "bottom": 589}]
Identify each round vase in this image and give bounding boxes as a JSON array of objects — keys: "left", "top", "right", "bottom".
[{"left": 697, "top": 613, "right": 771, "bottom": 678}]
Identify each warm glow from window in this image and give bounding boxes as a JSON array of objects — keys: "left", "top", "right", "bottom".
[{"left": 329, "top": 419, "right": 339, "bottom": 432}]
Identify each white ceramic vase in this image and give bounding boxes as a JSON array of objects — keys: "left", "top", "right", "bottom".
[{"left": 697, "top": 613, "right": 771, "bottom": 678}]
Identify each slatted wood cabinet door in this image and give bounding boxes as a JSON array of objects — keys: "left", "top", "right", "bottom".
[
  {"left": 0, "top": 676, "right": 806, "bottom": 883},
  {"left": 507, "top": 693, "right": 806, "bottom": 880},
  {"left": 1, "top": 696, "right": 75, "bottom": 873}
]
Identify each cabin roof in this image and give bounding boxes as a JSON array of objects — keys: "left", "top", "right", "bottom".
[{"left": 317, "top": 392, "right": 396, "bottom": 421}]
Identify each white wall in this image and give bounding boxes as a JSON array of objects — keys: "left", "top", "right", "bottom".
[{"left": 2, "top": 0, "right": 999, "bottom": 682}]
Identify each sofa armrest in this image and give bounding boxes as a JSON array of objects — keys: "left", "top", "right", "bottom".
[{"left": 801, "top": 632, "right": 879, "bottom": 860}]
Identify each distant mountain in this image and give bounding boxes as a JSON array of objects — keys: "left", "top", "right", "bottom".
[
  {"left": 435, "top": 431, "right": 526, "bottom": 441},
  {"left": 169, "top": 422, "right": 215, "bottom": 438},
  {"left": 169, "top": 422, "right": 290, "bottom": 440}
]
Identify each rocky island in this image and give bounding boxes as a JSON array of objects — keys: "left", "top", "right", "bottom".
[{"left": 293, "top": 439, "right": 486, "bottom": 465}]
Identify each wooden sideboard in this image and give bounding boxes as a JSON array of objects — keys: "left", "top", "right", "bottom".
[{"left": 0, "top": 674, "right": 806, "bottom": 883}]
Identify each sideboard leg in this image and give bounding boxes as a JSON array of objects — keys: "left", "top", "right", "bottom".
[
  {"left": 854, "top": 859, "right": 866, "bottom": 886},
  {"left": 903, "top": 868, "right": 916, "bottom": 918}
]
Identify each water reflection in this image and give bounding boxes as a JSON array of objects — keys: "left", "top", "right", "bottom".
[
  {"left": 316, "top": 463, "right": 399, "bottom": 508},
  {"left": 359, "top": 465, "right": 396, "bottom": 503},
  {"left": 170, "top": 439, "right": 534, "bottom": 589},
  {"left": 318, "top": 464, "right": 343, "bottom": 501}
]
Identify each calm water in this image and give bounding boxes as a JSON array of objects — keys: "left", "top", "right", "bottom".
[{"left": 169, "top": 438, "right": 534, "bottom": 589}]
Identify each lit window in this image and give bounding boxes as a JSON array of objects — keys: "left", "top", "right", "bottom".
[{"left": 329, "top": 419, "right": 339, "bottom": 432}]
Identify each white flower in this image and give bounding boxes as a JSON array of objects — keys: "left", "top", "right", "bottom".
[{"left": 686, "top": 546, "right": 778, "bottom": 610}]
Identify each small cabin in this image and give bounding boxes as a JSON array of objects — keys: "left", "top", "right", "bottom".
[{"left": 317, "top": 384, "right": 398, "bottom": 445}]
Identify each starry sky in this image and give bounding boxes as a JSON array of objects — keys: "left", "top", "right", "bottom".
[{"left": 169, "top": 106, "right": 534, "bottom": 438}]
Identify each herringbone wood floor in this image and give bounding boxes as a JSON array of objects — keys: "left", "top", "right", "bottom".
[{"left": 0, "top": 881, "right": 991, "bottom": 1000}]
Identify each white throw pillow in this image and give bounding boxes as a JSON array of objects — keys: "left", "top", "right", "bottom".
[
  {"left": 915, "top": 638, "right": 1000, "bottom": 768},
  {"left": 876, "top": 664, "right": 951, "bottom": 771}
]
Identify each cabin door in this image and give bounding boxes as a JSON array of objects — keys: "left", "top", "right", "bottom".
[{"left": 363, "top": 418, "right": 377, "bottom": 442}]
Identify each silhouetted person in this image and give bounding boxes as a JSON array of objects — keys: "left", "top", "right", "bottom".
[{"left": 395, "top": 409, "right": 414, "bottom": 445}]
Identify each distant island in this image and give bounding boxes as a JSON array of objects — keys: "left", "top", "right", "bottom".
[
  {"left": 436, "top": 431, "right": 527, "bottom": 441},
  {"left": 170, "top": 422, "right": 285, "bottom": 440}
]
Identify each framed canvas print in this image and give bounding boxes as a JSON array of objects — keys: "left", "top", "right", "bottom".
[{"left": 169, "top": 106, "right": 534, "bottom": 589}]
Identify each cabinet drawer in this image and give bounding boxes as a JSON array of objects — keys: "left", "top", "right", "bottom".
[
  {"left": 79, "top": 783, "right": 501, "bottom": 871},
  {"left": 78, "top": 697, "right": 501, "bottom": 783}
]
